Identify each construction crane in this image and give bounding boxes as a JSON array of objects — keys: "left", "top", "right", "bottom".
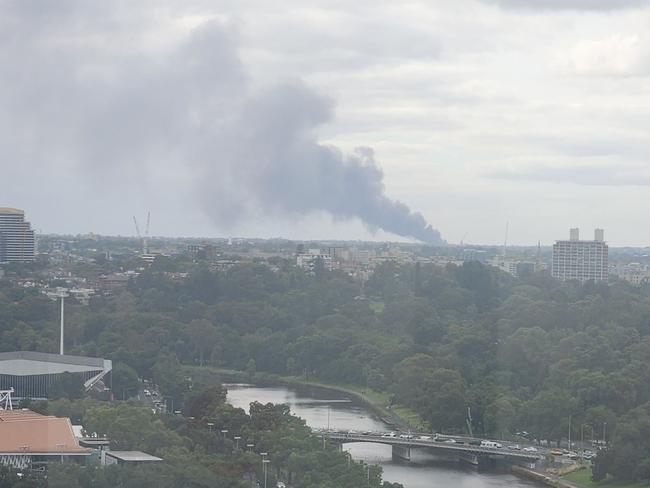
[{"left": 133, "top": 212, "right": 151, "bottom": 254}]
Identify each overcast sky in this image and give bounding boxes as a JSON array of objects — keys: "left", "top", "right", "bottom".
[{"left": 2, "top": 0, "right": 650, "bottom": 246}]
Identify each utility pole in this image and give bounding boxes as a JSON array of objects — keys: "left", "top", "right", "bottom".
[
  {"left": 568, "top": 415, "right": 571, "bottom": 450},
  {"left": 60, "top": 294, "right": 65, "bottom": 355},
  {"left": 263, "top": 458, "right": 269, "bottom": 488},
  {"left": 54, "top": 288, "right": 69, "bottom": 355}
]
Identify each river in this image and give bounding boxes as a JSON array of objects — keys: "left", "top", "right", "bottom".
[{"left": 226, "top": 383, "right": 541, "bottom": 488}]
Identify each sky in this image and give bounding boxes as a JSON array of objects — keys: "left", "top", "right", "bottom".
[{"left": 2, "top": 0, "right": 650, "bottom": 246}]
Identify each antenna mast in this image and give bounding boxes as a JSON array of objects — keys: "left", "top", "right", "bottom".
[{"left": 144, "top": 211, "right": 150, "bottom": 254}]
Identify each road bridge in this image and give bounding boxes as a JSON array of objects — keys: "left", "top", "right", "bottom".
[{"left": 322, "top": 432, "right": 543, "bottom": 469}]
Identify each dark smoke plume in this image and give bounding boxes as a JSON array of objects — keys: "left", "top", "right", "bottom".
[
  {"left": 201, "top": 82, "right": 445, "bottom": 245},
  {"left": 0, "top": 5, "right": 444, "bottom": 244}
]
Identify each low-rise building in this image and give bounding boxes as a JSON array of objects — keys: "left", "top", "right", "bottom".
[
  {"left": 0, "top": 409, "right": 91, "bottom": 470},
  {"left": 103, "top": 451, "right": 163, "bottom": 466},
  {"left": 0, "top": 351, "right": 112, "bottom": 400},
  {"left": 296, "top": 250, "right": 333, "bottom": 273}
]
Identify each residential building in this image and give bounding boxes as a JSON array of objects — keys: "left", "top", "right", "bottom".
[
  {"left": 296, "top": 249, "right": 333, "bottom": 273},
  {"left": 0, "top": 208, "right": 35, "bottom": 263},
  {"left": 552, "top": 228, "right": 609, "bottom": 283},
  {"left": 613, "top": 263, "right": 650, "bottom": 286}
]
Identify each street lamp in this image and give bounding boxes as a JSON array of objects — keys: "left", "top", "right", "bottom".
[
  {"left": 603, "top": 422, "right": 607, "bottom": 445},
  {"left": 260, "top": 453, "right": 269, "bottom": 488},
  {"left": 262, "top": 459, "right": 270, "bottom": 488}
]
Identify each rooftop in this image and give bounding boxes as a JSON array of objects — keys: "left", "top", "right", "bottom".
[
  {"left": 0, "top": 208, "right": 24, "bottom": 215},
  {"left": 0, "top": 409, "right": 91, "bottom": 455},
  {"left": 0, "top": 351, "right": 110, "bottom": 376},
  {"left": 105, "top": 451, "right": 163, "bottom": 462}
]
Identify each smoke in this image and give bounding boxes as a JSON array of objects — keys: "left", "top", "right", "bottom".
[
  {"left": 199, "top": 81, "right": 444, "bottom": 244},
  {"left": 0, "top": 4, "right": 444, "bottom": 244}
]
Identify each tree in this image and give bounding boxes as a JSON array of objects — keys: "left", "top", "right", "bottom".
[
  {"left": 49, "top": 372, "right": 84, "bottom": 400},
  {"left": 184, "top": 385, "right": 227, "bottom": 420},
  {"left": 111, "top": 363, "right": 139, "bottom": 401},
  {"left": 246, "top": 358, "right": 256, "bottom": 381},
  {"left": 186, "top": 319, "right": 218, "bottom": 366},
  {"left": 423, "top": 369, "right": 467, "bottom": 432}
]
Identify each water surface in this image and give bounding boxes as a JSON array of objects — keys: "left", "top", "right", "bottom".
[{"left": 226, "top": 384, "right": 541, "bottom": 488}]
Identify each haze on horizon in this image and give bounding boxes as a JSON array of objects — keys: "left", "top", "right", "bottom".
[{"left": 2, "top": 0, "right": 650, "bottom": 247}]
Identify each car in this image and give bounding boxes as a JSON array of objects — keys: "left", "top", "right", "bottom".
[
  {"left": 399, "top": 434, "right": 414, "bottom": 439},
  {"left": 523, "top": 446, "right": 538, "bottom": 453},
  {"left": 550, "top": 448, "right": 563, "bottom": 456},
  {"left": 382, "top": 432, "right": 396, "bottom": 438},
  {"left": 444, "top": 439, "right": 456, "bottom": 444},
  {"left": 509, "top": 444, "right": 521, "bottom": 450},
  {"left": 481, "top": 440, "right": 503, "bottom": 448},
  {"left": 434, "top": 437, "right": 446, "bottom": 442},
  {"left": 418, "top": 435, "right": 432, "bottom": 440}
]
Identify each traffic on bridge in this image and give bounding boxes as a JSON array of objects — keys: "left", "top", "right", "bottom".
[{"left": 313, "top": 428, "right": 594, "bottom": 468}]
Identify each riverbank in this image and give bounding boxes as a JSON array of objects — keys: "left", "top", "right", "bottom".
[
  {"left": 562, "top": 467, "right": 649, "bottom": 488},
  {"left": 186, "top": 366, "right": 429, "bottom": 431},
  {"left": 513, "top": 466, "right": 581, "bottom": 488}
]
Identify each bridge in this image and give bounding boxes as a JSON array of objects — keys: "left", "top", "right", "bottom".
[{"left": 322, "top": 432, "right": 543, "bottom": 469}]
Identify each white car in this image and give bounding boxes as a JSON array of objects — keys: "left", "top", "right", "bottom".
[
  {"left": 523, "top": 447, "right": 538, "bottom": 453},
  {"left": 419, "top": 435, "right": 432, "bottom": 440},
  {"left": 509, "top": 444, "right": 521, "bottom": 450},
  {"left": 382, "top": 432, "right": 396, "bottom": 438}
]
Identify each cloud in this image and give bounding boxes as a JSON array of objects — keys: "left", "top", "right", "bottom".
[
  {"left": 481, "top": 0, "right": 649, "bottom": 11},
  {"left": 556, "top": 35, "right": 650, "bottom": 76},
  {"left": 0, "top": 2, "right": 444, "bottom": 244},
  {"left": 487, "top": 162, "right": 650, "bottom": 186}
]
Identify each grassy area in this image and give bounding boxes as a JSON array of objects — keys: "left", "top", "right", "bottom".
[
  {"left": 564, "top": 467, "right": 650, "bottom": 488},
  {"left": 312, "top": 381, "right": 430, "bottom": 432},
  {"left": 368, "top": 300, "right": 385, "bottom": 314}
]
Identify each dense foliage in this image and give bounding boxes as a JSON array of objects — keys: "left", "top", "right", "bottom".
[
  {"left": 3, "top": 257, "right": 650, "bottom": 481},
  {"left": 21, "top": 383, "right": 397, "bottom": 488}
]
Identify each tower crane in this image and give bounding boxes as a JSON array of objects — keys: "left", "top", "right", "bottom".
[{"left": 133, "top": 212, "right": 151, "bottom": 254}]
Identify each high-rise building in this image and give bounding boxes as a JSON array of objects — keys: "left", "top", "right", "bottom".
[
  {"left": 0, "top": 207, "right": 35, "bottom": 263},
  {"left": 552, "top": 228, "right": 608, "bottom": 283}
]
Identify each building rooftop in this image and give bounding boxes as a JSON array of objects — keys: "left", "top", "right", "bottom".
[
  {"left": 0, "top": 208, "right": 24, "bottom": 215},
  {"left": 0, "top": 409, "right": 91, "bottom": 455},
  {"left": 0, "top": 351, "right": 109, "bottom": 376},
  {"left": 105, "top": 451, "right": 163, "bottom": 462}
]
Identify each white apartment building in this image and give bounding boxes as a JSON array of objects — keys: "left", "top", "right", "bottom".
[
  {"left": 296, "top": 249, "right": 333, "bottom": 273},
  {"left": 552, "top": 228, "right": 608, "bottom": 283},
  {"left": 0, "top": 208, "right": 35, "bottom": 263}
]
